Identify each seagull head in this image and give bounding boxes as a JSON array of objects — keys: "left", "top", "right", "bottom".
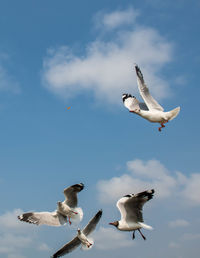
[
  {"left": 122, "top": 93, "right": 132, "bottom": 102},
  {"left": 77, "top": 228, "right": 81, "bottom": 234},
  {"left": 109, "top": 221, "right": 119, "bottom": 228}
]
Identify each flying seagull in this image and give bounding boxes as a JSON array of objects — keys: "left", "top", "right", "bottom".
[
  {"left": 122, "top": 65, "right": 180, "bottom": 131},
  {"left": 109, "top": 189, "right": 154, "bottom": 240},
  {"left": 52, "top": 210, "right": 102, "bottom": 257},
  {"left": 18, "top": 183, "right": 84, "bottom": 226}
]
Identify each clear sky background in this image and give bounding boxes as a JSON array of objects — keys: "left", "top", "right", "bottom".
[{"left": 0, "top": 0, "right": 200, "bottom": 257}]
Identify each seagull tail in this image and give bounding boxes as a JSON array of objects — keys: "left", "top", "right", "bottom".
[
  {"left": 81, "top": 238, "right": 94, "bottom": 251},
  {"left": 71, "top": 207, "right": 83, "bottom": 224},
  {"left": 138, "top": 222, "right": 153, "bottom": 230},
  {"left": 166, "top": 107, "right": 180, "bottom": 121}
]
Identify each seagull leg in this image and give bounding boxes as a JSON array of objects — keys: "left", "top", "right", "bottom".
[
  {"left": 68, "top": 216, "right": 72, "bottom": 225},
  {"left": 87, "top": 242, "right": 92, "bottom": 248},
  {"left": 158, "top": 123, "right": 165, "bottom": 132},
  {"left": 132, "top": 230, "right": 135, "bottom": 240},
  {"left": 138, "top": 229, "right": 146, "bottom": 240}
]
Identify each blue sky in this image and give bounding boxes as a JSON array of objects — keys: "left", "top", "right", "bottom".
[{"left": 0, "top": 0, "right": 200, "bottom": 257}]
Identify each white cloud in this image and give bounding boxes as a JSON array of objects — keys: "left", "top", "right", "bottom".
[
  {"left": 38, "top": 243, "right": 50, "bottom": 251},
  {"left": 181, "top": 173, "right": 200, "bottom": 205},
  {"left": 95, "top": 8, "right": 139, "bottom": 30},
  {"left": 169, "top": 242, "right": 180, "bottom": 248},
  {"left": 181, "top": 233, "right": 200, "bottom": 241},
  {"left": 0, "top": 209, "right": 46, "bottom": 258},
  {"left": 94, "top": 227, "right": 133, "bottom": 250},
  {"left": 169, "top": 219, "right": 189, "bottom": 228},
  {"left": 0, "top": 209, "right": 32, "bottom": 257},
  {"left": 0, "top": 63, "right": 20, "bottom": 94},
  {"left": 0, "top": 209, "right": 30, "bottom": 230},
  {"left": 97, "top": 159, "right": 200, "bottom": 206},
  {"left": 7, "top": 254, "right": 26, "bottom": 258},
  {"left": 42, "top": 8, "right": 172, "bottom": 104},
  {"left": 0, "top": 233, "right": 32, "bottom": 254}
]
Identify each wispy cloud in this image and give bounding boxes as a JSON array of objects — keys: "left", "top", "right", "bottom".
[
  {"left": 95, "top": 8, "right": 139, "bottom": 30},
  {"left": 181, "top": 233, "right": 200, "bottom": 241},
  {"left": 169, "top": 219, "right": 189, "bottom": 228},
  {"left": 94, "top": 227, "right": 133, "bottom": 250},
  {"left": 37, "top": 243, "right": 50, "bottom": 251},
  {"left": 0, "top": 57, "right": 20, "bottom": 94},
  {"left": 169, "top": 241, "right": 180, "bottom": 248},
  {"left": 42, "top": 8, "right": 172, "bottom": 104},
  {"left": 97, "top": 159, "right": 200, "bottom": 206},
  {"left": 0, "top": 209, "right": 50, "bottom": 258}
]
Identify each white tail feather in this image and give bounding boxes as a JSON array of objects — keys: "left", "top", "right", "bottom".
[
  {"left": 71, "top": 207, "right": 83, "bottom": 225},
  {"left": 81, "top": 238, "right": 94, "bottom": 251},
  {"left": 138, "top": 222, "right": 153, "bottom": 230},
  {"left": 166, "top": 107, "right": 180, "bottom": 121}
]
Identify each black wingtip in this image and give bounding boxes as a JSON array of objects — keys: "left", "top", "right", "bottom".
[
  {"left": 79, "top": 183, "right": 84, "bottom": 190},
  {"left": 134, "top": 65, "right": 144, "bottom": 82},
  {"left": 137, "top": 189, "right": 155, "bottom": 200},
  {"left": 71, "top": 183, "right": 84, "bottom": 191},
  {"left": 134, "top": 64, "right": 139, "bottom": 69},
  {"left": 96, "top": 209, "right": 103, "bottom": 219}
]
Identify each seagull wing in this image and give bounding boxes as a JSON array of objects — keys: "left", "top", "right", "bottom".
[
  {"left": 52, "top": 210, "right": 102, "bottom": 257},
  {"left": 18, "top": 211, "right": 66, "bottom": 226},
  {"left": 139, "top": 102, "right": 149, "bottom": 111},
  {"left": 52, "top": 237, "right": 81, "bottom": 257},
  {"left": 124, "top": 97, "right": 141, "bottom": 112},
  {"left": 117, "top": 189, "right": 154, "bottom": 223},
  {"left": 83, "top": 210, "right": 103, "bottom": 236},
  {"left": 63, "top": 183, "right": 84, "bottom": 208},
  {"left": 135, "top": 65, "right": 164, "bottom": 111}
]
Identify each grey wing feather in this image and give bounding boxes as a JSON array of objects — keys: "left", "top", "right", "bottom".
[
  {"left": 52, "top": 237, "right": 81, "bottom": 257},
  {"left": 117, "top": 197, "right": 141, "bottom": 222},
  {"left": 83, "top": 210, "right": 102, "bottom": 236},
  {"left": 63, "top": 183, "right": 84, "bottom": 208},
  {"left": 124, "top": 198, "right": 144, "bottom": 223},
  {"left": 135, "top": 65, "right": 164, "bottom": 111},
  {"left": 118, "top": 190, "right": 154, "bottom": 223},
  {"left": 18, "top": 211, "right": 66, "bottom": 226},
  {"left": 139, "top": 102, "right": 149, "bottom": 111}
]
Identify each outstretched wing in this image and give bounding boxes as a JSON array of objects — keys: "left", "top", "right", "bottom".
[
  {"left": 135, "top": 65, "right": 164, "bottom": 111},
  {"left": 18, "top": 211, "right": 66, "bottom": 226},
  {"left": 52, "top": 210, "right": 102, "bottom": 257},
  {"left": 117, "top": 189, "right": 154, "bottom": 223},
  {"left": 52, "top": 237, "right": 81, "bottom": 257},
  {"left": 83, "top": 210, "right": 102, "bottom": 236},
  {"left": 63, "top": 183, "right": 84, "bottom": 208},
  {"left": 124, "top": 96, "right": 141, "bottom": 112}
]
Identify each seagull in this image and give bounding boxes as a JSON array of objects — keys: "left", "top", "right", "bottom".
[
  {"left": 122, "top": 65, "right": 180, "bottom": 131},
  {"left": 109, "top": 189, "right": 154, "bottom": 240},
  {"left": 52, "top": 210, "right": 102, "bottom": 257},
  {"left": 18, "top": 183, "right": 84, "bottom": 226}
]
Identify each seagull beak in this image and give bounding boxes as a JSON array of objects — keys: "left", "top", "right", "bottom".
[{"left": 109, "top": 222, "right": 115, "bottom": 226}]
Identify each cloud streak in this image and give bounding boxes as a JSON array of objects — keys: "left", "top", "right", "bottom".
[
  {"left": 0, "top": 57, "right": 20, "bottom": 94},
  {"left": 42, "top": 8, "right": 172, "bottom": 104},
  {"left": 95, "top": 8, "right": 139, "bottom": 30},
  {"left": 169, "top": 219, "right": 189, "bottom": 228},
  {"left": 94, "top": 227, "right": 133, "bottom": 250},
  {"left": 0, "top": 209, "right": 50, "bottom": 258},
  {"left": 97, "top": 159, "right": 200, "bottom": 206}
]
